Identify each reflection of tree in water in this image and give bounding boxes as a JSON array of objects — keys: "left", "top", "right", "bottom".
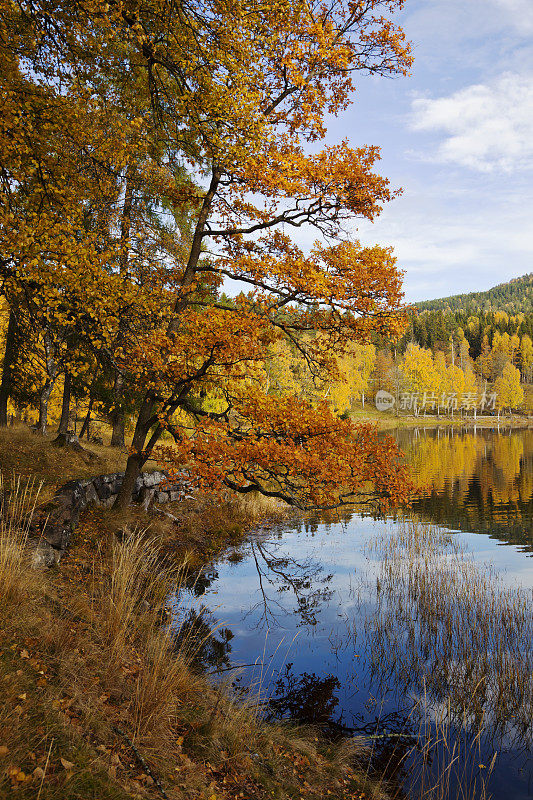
[
  {"left": 184, "top": 566, "right": 220, "bottom": 597},
  {"left": 268, "top": 663, "right": 415, "bottom": 737},
  {"left": 266, "top": 663, "right": 414, "bottom": 799},
  {"left": 397, "top": 429, "right": 533, "bottom": 551},
  {"left": 172, "top": 606, "right": 233, "bottom": 673},
  {"left": 248, "top": 540, "right": 333, "bottom": 628},
  {"left": 267, "top": 662, "right": 341, "bottom": 725}
]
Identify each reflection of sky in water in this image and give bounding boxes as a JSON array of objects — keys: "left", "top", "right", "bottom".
[
  {"left": 189, "top": 515, "right": 532, "bottom": 685},
  {"left": 174, "top": 429, "right": 533, "bottom": 799}
]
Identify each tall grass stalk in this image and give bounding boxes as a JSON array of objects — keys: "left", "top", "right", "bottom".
[
  {"left": 359, "top": 518, "right": 533, "bottom": 798},
  {"left": 0, "top": 473, "right": 42, "bottom": 604}
]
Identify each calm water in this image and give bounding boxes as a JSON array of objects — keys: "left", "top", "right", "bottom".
[{"left": 176, "top": 428, "right": 533, "bottom": 799}]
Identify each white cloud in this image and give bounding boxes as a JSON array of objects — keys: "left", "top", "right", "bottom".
[
  {"left": 410, "top": 72, "right": 533, "bottom": 172},
  {"left": 355, "top": 184, "right": 533, "bottom": 303},
  {"left": 492, "top": 0, "right": 533, "bottom": 33}
]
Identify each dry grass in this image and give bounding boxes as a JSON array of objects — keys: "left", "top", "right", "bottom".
[
  {"left": 96, "top": 530, "right": 196, "bottom": 742},
  {"left": 408, "top": 692, "right": 497, "bottom": 800},
  {"left": 0, "top": 430, "right": 520, "bottom": 800},
  {"left": 0, "top": 487, "right": 381, "bottom": 800},
  {"left": 366, "top": 520, "right": 533, "bottom": 746},
  {"left": 0, "top": 423, "right": 130, "bottom": 500},
  {"left": 358, "top": 518, "right": 533, "bottom": 798},
  {"left": 105, "top": 490, "right": 290, "bottom": 569},
  {"left": 0, "top": 474, "right": 43, "bottom": 606}
]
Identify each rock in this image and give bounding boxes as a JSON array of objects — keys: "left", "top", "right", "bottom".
[
  {"left": 32, "top": 541, "right": 61, "bottom": 568},
  {"left": 84, "top": 483, "right": 99, "bottom": 505},
  {"left": 143, "top": 471, "right": 165, "bottom": 488},
  {"left": 43, "top": 516, "right": 73, "bottom": 551},
  {"left": 99, "top": 496, "right": 115, "bottom": 509},
  {"left": 57, "top": 479, "right": 90, "bottom": 511},
  {"left": 92, "top": 476, "right": 113, "bottom": 502},
  {"left": 27, "top": 468, "right": 173, "bottom": 565},
  {"left": 139, "top": 486, "right": 156, "bottom": 511}
]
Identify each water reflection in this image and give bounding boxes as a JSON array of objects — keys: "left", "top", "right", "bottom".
[
  {"left": 246, "top": 539, "right": 333, "bottom": 628},
  {"left": 365, "top": 523, "right": 533, "bottom": 753},
  {"left": 174, "top": 429, "right": 533, "bottom": 799},
  {"left": 267, "top": 663, "right": 341, "bottom": 726},
  {"left": 398, "top": 428, "right": 533, "bottom": 551},
  {"left": 172, "top": 606, "right": 234, "bottom": 673}
]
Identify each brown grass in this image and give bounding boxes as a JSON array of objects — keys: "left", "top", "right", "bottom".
[
  {"left": 105, "top": 491, "right": 290, "bottom": 569},
  {"left": 365, "top": 519, "right": 533, "bottom": 745},
  {"left": 0, "top": 424, "right": 517, "bottom": 800},
  {"left": 0, "top": 474, "right": 43, "bottom": 605},
  {"left": 359, "top": 518, "right": 533, "bottom": 798},
  {"left": 0, "top": 480, "right": 382, "bottom": 800},
  {"left": 0, "top": 423, "right": 129, "bottom": 500}
]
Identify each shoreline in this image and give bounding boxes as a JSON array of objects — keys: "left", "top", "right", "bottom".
[
  {"left": 0, "top": 427, "right": 385, "bottom": 800},
  {"left": 351, "top": 409, "right": 533, "bottom": 431}
]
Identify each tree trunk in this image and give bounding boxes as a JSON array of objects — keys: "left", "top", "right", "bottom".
[
  {"left": 110, "top": 372, "right": 125, "bottom": 447},
  {"left": 37, "top": 327, "right": 56, "bottom": 435},
  {"left": 109, "top": 166, "right": 135, "bottom": 448},
  {"left": 111, "top": 410, "right": 125, "bottom": 446},
  {"left": 117, "top": 168, "right": 221, "bottom": 508},
  {"left": 80, "top": 398, "right": 93, "bottom": 439},
  {"left": 114, "top": 452, "right": 144, "bottom": 512},
  {"left": 0, "top": 309, "right": 18, "bottom": 427},
  {"left": 57, "top": 371, "right": 71, "bottom": 435},
  {"left": 37, "top": 379, "right": 53, "bottom": 434},
  {"left": 113, "top": 395, "right": 156, "bottom": 510}
]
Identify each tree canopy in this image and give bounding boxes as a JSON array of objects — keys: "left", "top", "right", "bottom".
[{"left": 0, "top": 0, "right": 415, "bottom": 512}]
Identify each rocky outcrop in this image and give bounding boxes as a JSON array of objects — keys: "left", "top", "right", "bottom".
[{"left": 31, "top": 470, "right": 188, "bottom": 567}]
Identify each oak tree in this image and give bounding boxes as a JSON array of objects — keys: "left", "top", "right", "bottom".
[{"left": 1, "top": 0, "right": 415, "bottom": 512}]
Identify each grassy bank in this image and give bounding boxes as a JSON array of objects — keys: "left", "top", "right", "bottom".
[
  {"left": 0, "top": 428, "right": 386, "bottom": 800},
  {"left": 0, "top": 424, "right": 130, "bottom": 502},
  {"left": 350, "top": 406, "right": 533, "bottom": 430}
]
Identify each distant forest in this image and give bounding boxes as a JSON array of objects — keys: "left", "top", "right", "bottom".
[
  {"left": 402, "top": 273, "right": 533, "bottom": 361},
  {"left": 416, "top": 273, "right": 533, "bottom": 315},
  {"left": 398, "top": 308, "right": 533, "bottom": 361}
]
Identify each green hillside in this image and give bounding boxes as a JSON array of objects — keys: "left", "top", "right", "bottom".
[{"left": 416, "top": 273, "right": 533, "bottom": 314}]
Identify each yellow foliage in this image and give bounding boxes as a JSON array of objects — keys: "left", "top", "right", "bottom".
[{"left": 494, "top": 363, "right": 524, "bottom": 411}]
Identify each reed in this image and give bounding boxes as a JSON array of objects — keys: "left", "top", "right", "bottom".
[
  {"left": 360, "top": 517, "right": 533, "bottom": 797},
  {"left": 0, "top": 473, "right": 42, "bottom": 606}
]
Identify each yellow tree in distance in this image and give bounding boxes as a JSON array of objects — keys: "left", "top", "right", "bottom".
[{"left": 495, "top": 363, "right": 524, "bottom": 413}]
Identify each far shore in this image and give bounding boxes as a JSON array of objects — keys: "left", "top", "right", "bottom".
[{"left": 351, "top": 408, "right": 533, "bottom": 431}]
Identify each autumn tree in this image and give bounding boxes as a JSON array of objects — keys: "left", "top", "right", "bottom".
[
  {"left": 401, "top": 343, "right": 439, "bottom": 410},
  {"left": 110, "top": 0, "right": 414, "bottom": 509},
  {"left": 329, "top": 343, "right": 376, "bottom": 414},
  {"left": 373, "top": 350, "right": 396, "bottom": 395},
  {"left": 494, "top": 363, "right": 524, "bottom": 413},
  {"left": 0, "top": 302, "right": 20, "bottom": 426},
  {"left": 2, "top": 0, "right": 415, "bottom": 512},
  {"left": 520, "top": 334, "right": 533, "bottom": 383},
  {"left": 0, "top": 0, "right": 198, "bottom": 438}
]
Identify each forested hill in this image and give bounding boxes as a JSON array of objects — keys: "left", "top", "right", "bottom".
[{"left": 416, "top": 273, "right": 533, "bottom": 314}]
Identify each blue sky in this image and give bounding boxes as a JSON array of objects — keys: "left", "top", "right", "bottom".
[{"left": 326, "top": 0, "right": 533, "bottom": 303}]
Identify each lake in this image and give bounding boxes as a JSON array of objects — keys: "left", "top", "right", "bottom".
[{"left": 176, "top": 427, "right": 533, "bottom": 799}]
